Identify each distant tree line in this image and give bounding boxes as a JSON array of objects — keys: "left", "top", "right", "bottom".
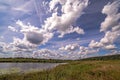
[
  {"left": 0, "top": 57, "right": 72, "bottom": 63},
  {"left": 80, "top": 54, "right": 120, "bottom": 61}
]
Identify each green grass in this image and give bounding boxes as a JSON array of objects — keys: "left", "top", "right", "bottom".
[{"left": 0, "top": 60, "right": 120, "bottom": 80}]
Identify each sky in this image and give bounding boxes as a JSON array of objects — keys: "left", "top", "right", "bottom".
[{"left": 0, "top": 0, "right": 120, "bottom": 59}]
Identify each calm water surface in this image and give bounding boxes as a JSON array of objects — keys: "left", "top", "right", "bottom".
[{"left": 0, "top": 63, "right": 61, "bottom": 74}]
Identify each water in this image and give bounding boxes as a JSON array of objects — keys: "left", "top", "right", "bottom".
[{"left": 0, "top": 63, "right": 60, "bottom": 74}]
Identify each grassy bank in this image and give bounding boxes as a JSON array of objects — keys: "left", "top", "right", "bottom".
[{"left": 0, "top": 60, "right": 120, "bottom": 80}]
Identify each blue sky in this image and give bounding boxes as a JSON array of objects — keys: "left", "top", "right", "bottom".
[{"left": 0, "top": 0, "right": 120, "bottom": 59}]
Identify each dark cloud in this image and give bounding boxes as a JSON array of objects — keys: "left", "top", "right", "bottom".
[{"left": 26, "top": 32, "right": 44, "bottom": 44}]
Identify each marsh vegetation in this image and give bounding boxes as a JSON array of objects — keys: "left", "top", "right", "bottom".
[{"left": 0, "top": 55, "right": 120, "bottom": 80}]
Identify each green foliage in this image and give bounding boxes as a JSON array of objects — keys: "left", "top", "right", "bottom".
[
  {"left": 80, "top": 54, "right": 120, "bottom": 61},
  {"left": 0, "top": 58, "right": 71, "bottom": 63}
]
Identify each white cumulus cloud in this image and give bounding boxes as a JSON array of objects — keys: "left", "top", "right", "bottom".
[
  {"left": 89, "top": 1, "right": 120, "bottom": 51},
  {"left": 8, "top": 26, "right": 18, "bottom": 32},
  {"left": 59, "top": 43, "right": 79, "bottom": 51},
  {"left": 100, "top": 1, "right": 120, "bottom": 32},
  {"left": 42, "top": 0, "right": 88, "bottom": 37},
  {"left": 32, "top": 49, "right": 63, "bottom": 59},
  {"left": 16, "top": 20, "right": 53, "bottom": 45}
]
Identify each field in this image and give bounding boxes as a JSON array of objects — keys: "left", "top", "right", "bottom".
[{"left": 0, "top": 55, "right": 120, "bottom": 80}]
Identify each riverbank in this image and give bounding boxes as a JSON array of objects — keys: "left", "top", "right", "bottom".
[
  {"left": 0, "top": 58, "right": 71, "bottom": 63},
  {"left": 0, "top": 60, "right": 120, "bottom": 80}
]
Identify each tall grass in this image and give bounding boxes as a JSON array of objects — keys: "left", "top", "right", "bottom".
[{"left": 0, "top": 60, "right": 120, "bottom": 80}]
